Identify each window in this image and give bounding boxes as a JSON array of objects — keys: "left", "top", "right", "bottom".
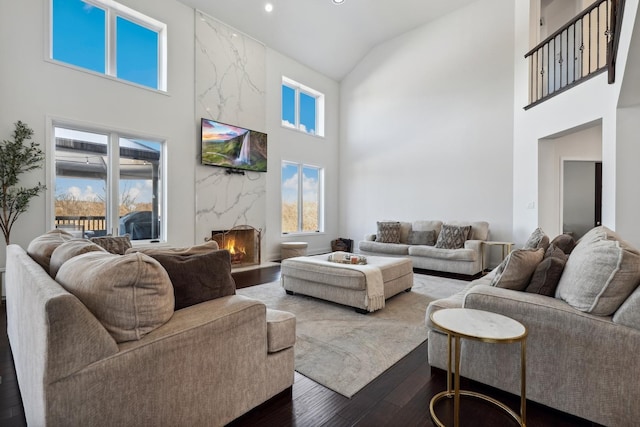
[
  {"left": 53, "top": 124, "right": 164, "bottom": 241},
  {"left": 51, "top": 0, "right": 166, "bottom": 90},
  {"left": 281, "top": 162, "right": 323, "bottom": 234},
  {"left": 281, "top": 77, "right": 325, "bottom": 137}
]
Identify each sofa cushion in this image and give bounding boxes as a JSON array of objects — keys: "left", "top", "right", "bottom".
[
  {"left": 376, "top": 221, "right": 401, "bottom": 243},
  {"left": 359, "top": 240, "right": 410, "bottom": 255},
  {"left": 266, "top": 309, "right": 296, "bottom": 353},
  {"left": 407, "top": 230, "right": 436, "bottom": 246},
  {"left": 398, "top": 221, "right": 413, "bottom": 244},
  {"left": 613, "top": 285, "right": 640, "bottom": 330},
  {"left": 49, "top": 239, "right": 107, "bottom": 278},
  {"left": 550, "top": 233, "right": 576, "bottom": 255},
  {"left": 523, "top": 227, "right": 550, "bottom": 251},
  {"left": 27, "top": 229, "right": 73, "bottom": 271},
  {"left": 490, "top": 248, "right": 544, "bottom": 291},
  {"left": 434, "top": 224, "right": 471, "bottom": 249},
  {"left": 556, "top": 226, "right": 640, "bottom": 316},
  {"left": 143, "top": 249, "right": 236, "bottom": 310},
  {"left": 56, "top": 251, "right": 174, "bottom": 343},
  {"left": 90, "top": 235, "right": 132, "bottom": 255},
  {"left": 412, "top": 220, "right": 443, "bottom": 235},
  {"left": 408, "top": 245, "right": 477, "bottom": 261}
]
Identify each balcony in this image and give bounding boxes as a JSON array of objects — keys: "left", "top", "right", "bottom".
[{"left": 525, "top": 0, "right": 625, "bottom": 108}]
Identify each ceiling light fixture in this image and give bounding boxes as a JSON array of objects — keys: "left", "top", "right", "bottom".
[
  {"left": 265, "top": 3, "right": 273, "bottom": 12},
  {"left": 332, "top": 0, "right": 345, "bottom": 4}
]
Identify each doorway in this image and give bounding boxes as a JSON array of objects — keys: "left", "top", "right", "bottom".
[{"left": 562, "top": 160, "right": 602, "bottom": 239}]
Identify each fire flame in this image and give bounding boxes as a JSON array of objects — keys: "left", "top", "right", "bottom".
[{"left": 223, "top": 236, "right": 246, "bottom": 262}]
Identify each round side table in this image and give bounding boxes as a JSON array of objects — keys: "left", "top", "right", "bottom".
[{"left": 429, "top": 308, "right": 527, "bottom": 427}]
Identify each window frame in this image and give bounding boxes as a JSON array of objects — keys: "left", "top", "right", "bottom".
[
  {"left": 47, "top": 118, "right": 167, "bottom": 242},
  {"left": 281, "top": 161, "right": 324, "bottom": 235},
  {"left": 48, "top": 0, "right": 168, "bottom": 91},
  {"left": 281, "top": 76, "right": 325, "bottom": 137}
]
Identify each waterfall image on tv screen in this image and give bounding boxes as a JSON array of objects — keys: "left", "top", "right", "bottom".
[{"left": 201, "top": 118, "right": 268, "bottom": 172}]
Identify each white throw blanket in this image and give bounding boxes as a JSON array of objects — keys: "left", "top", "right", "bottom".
[{"left": 289, "top": 253, "right": 385, "bottom": 312}]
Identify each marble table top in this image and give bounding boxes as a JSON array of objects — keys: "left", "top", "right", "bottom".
[{"left": 431, "top": 308, "right": 527, "bottom": 342}]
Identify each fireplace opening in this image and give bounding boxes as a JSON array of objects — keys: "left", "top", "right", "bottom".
[{"left": 209, "top": 225, "right": 261, "bottom": 267}]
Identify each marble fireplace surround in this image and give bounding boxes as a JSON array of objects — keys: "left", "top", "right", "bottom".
[{"left": 194, "top": 10, "right": 267, "bottom": 261}]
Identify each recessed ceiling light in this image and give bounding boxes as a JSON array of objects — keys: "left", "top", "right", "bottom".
[
  {"left": 332, "top": 0, "right": 345, "bottom": 4},
  {"left": 265, "top": 3, "right": 274, "bottom": 12}
]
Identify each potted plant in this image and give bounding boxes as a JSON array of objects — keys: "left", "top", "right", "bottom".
[{"left": 0, "top": 121, "right": 46, "bottom": 245}]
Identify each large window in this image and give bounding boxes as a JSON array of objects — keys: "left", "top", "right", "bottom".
[
  {"left": 281, "top": 77, "right": 325, "bottom": 137},
  {"left": 53, "top": 124, "right": 164, "bottom": 241},
  {"left": 281, "top": 162, "right": 323, "bottom": 234},
  {"left": 51, "top": 0, "right": 166, "bottom": 90}
]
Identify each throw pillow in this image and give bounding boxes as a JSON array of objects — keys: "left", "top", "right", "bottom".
[
  {"left": 144, "top": 249, "right": 236, "bottom": 310},
  {"left": 550, "top": 233, "right": 577, "bottom": 255},
  {"left": 525, "top": 245, "right": 567, "bottom": 296},
  {"left": 26, "top": 229, "right": 73, "bottom": 271},
  {"left": 49, "top": 239, "right": 107, "bottom": 278},
  {"left": 523, "top": 227, "right": 550, "bottom": 251},
  {"left": 555, "top": 226, "right": 640, "bottom": 316},
  {"left": 56, "top": 251, "right": 174, "bottom": 343},
  {"left": 407, "top": 230, "right": 437, "bottom": 246},
  {"left": 376, "top": 221, "right": 401, "bottom": 243},
  {"left": 434, "top": 224, "right": 471, "bottom": 249},
  {"left": 90, "top": 235, "right": 132, "bottom": 255},
  {"left": 490, "top": 248, "right": 545, "bottom": 291}
]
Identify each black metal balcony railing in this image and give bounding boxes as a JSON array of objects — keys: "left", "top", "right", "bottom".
[{"left": 525, "top": 0, "right": 625, "bottom": 108}]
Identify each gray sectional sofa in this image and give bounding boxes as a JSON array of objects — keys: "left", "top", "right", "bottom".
[
  {"left": 358, "top": 220, "right": 489, "bottom": 276},
  {"left": 6, "top": 230, "right": 296, "bottom": 426},
  {"left": 425, "top": 226, "right": 640, "bottom": 426}
]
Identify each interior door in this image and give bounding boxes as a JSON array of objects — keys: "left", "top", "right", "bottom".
[{"left": 562, "top": 160, "right": 602, "bottom": 239}]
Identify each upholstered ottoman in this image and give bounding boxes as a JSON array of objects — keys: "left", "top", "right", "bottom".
[{"left": 281, "top": 254, "right": 413, "bottom": 313}]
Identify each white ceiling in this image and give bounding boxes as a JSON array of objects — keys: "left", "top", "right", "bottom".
[{"left": 178, "top": 0, "right": 477, "bottom": 81}]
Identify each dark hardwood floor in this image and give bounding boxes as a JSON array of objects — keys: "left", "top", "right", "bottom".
[{"left": 1, "top": 266, "right": 599, "bottom": 426}]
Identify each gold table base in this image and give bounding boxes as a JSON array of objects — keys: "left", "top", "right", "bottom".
[{"left": 430, "top": 389, "right": 525, "bottom": 426}]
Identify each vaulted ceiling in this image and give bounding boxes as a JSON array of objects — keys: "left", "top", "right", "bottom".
[{"left": 178, "top": 0, "right": 477, "bottom": 81}]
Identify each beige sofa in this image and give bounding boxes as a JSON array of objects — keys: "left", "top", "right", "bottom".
[
  {"left": 6, "top": 236, "right": 296, "bottom": 427},
  {"left": 425, "top": 226, "right": 640, "bottom": 426},
  {"left": 358, "top": 220, "right": 489, "bottom": 276}
]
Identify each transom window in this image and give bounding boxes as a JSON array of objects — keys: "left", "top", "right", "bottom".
[
  {"left": 50, "top": 0, "right": 167, "bottom": 91},
  {"left": 53, "top": 124, "right": 164, "bottom": 241},
  {"left": 281, "top": 162, "right": 323, "bottom": 234},
  {"left": 281, "top": 77, "right": 325, "bottom": 137}
]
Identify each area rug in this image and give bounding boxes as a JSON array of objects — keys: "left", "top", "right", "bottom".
[{"left": 237, "top": 273, "right": 468, "bottom": 398}]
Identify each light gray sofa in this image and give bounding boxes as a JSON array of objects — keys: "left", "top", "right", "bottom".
[
  {"left": 425, "top": 226, "right": 640, "bottom": 426},
  {"left": 6, "top": 239, "right": 296, "bottom": 427},
  {"left": 358, "top": 220, "right": 489, "bottom": 276}
]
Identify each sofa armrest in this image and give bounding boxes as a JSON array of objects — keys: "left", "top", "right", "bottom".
[
  {"left": 463, "top": 239, "right": 484, "bottom": 252},
  {"left": 363, "top": 234, "right": 376, "bottom": 241}
]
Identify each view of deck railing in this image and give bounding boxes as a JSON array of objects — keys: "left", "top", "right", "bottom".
[
  {"left": 525, "top": 0, "right": 624, "bottom": 108},
  {"left": 55, "top": 216, "right": 106, "bottom": 236}
]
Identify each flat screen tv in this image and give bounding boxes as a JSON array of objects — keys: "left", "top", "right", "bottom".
[{"left": 201, "top": 118, "right": 268, "bottom": 172}]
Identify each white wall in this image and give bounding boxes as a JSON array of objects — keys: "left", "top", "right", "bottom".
[
  {"left": 340, "top": 0, "right": 515, "bottom": 253},
  {"left": 0, "top": 0, "right": 196, "bottom": 269},
  {"left": 265, "top": 49, "right": 341, "bottom": 260},
  {"left": 513, "top": 0, "right": 639, "bottom": 247}
]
